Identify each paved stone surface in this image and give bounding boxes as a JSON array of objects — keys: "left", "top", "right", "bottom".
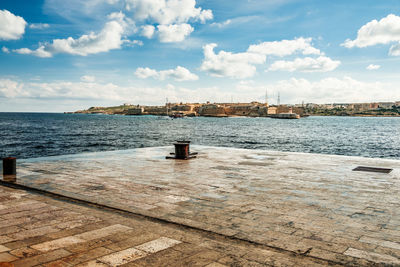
[
  {"left": 5, "top": 145, "right": 400, "bottom": 265},
  {"left": 0, "top": 185, "right": 339, "bottom": 266}
]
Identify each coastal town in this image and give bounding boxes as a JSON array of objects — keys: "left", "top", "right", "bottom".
[{"left": 73, "top": 100, "right": 400, "bottom": 118}]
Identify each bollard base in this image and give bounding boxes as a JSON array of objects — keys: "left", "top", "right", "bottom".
[
  {"left": 3, "top": 174, "right": 16, "bottom": 182},
  {"left": 166, "top": 154, "right": 197, "bottom": 160}
]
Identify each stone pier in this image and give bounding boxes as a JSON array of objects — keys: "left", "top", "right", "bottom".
[{"left": 0, "top": 146, "right": 399, "bottom": 266}]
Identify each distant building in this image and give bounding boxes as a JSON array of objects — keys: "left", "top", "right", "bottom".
[
  {"left": 332, "top": 103, "right": 349, "bottom": 109},
  {"left": 199, "top": 104, "right": 227, "bottom": 117},
  {"left": 126, "top": 107, "right": 144, "bottom": 115},
  {"left": 378, "top": 102, "right": 395, "bottom": 109},
  {"left": 305, "top": 103, "right": 319, "bottom": 109},
  {"left": 267, "top": 107, "right": 277, "bottom": 115},
  {"left": 369, "top": 103, "right": 379, "bottom": 109}
]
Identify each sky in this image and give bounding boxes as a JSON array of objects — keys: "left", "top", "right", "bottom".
[{"left": 1, "top": 0, "right": 400, "bottom": 112}]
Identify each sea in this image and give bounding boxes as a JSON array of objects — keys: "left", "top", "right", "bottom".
[{"left": 0, "top": 112, "right": 399, "bottom": 160}]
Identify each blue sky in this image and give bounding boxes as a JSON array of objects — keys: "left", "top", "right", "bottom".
[{"left": 1, "top": 0, "right": 400, "bottom": 112}]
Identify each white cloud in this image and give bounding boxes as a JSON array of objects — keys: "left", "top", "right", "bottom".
[
  {"left": 366, "top": 64, "right": 381, "bottom": 70},
  {"left": 14, "top": 13, "right": 129, "bottom": 57},
  {"left": 247, "top": 37, "right": 321, "bottom": 57},
  {"left": 236, "top": 77, "right": 398, "bottom": 104},
  {"left": 43, "top": 0, "right": 211, "bottom": 44},
  {"left": 0, "top": 79, "right": 29, "bottom": 98},
  {"left": 125, "top": 0, "right": 213, "bottom": 25},
  {"left": 141, "top": 25, "right": 155, "bottom": 38},
  {"left": 135, "top": 66, "right": 198, "bottom": 81},
  {"left": 342, "top": 14, "right": 400, "bottom": 49},
  {"left": 81, "top": 75, "right": 96, "bottom": 82},
  {"left": 0, "top": 80, "right": 127, "bottom": 100},
  {"left": 210, "top": 19, "right": 232, "bottom": 28},
  {"left": 157, "top": 24, "right": 194, "bottom": 43},
  {"left": 0, "top": 78, "right": 220, "bottom": 105},
  {"left": 0, "top": 10, "right": 27, "bottom": 40},
  {"left": 264, "top": 77, "right": 397, "bottom": 104},
  {"left": 122, "top": 39, "right": 143, "bottom": 46},
  {"left": 134, "top": 67, "right": 158, "bottom": 79},
  {"left": 200, "top": 43, "right": 266, "bottom": 79},
  {"left": 1, "top": 76, "right": 399, "bottom": 106},
  {"left": 268, "top": 56, "right": 340, "bottom": 72},
  {"left": 389, "top": 42, "right": 400, "bottom": 56},
  {"left": 200, "top": 38, "right": 338, "bottom": 78},
  {"left": 29, "top": 23, "right": 50, "bottom": 30},
  {"left": 0, "top": 77, "right": 244, "bottom": 106},
  {"left": 49, "top": 17, "right": 125, "bottom": 56},
  {"left": 2, "top": 46, "right": 9, "bottom": 53},
  {"left": 125, "top": 0, "right": 212, "bottom": 43},
  {"left": 13, "top": 46, "right": 53, "bottom": 58}
]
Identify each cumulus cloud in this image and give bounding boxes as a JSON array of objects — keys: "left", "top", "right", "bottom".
[
  {"left": 247, "top": 37, "right": 321, "bottom": 57},
  {"left": 268, "top": 56, "right": 340, "bottom": 72},
  {"left": 14, "top": 13, "right": 129, "bottom": 57},
  {"left": 13, "top": 46, "right": 53, "bottom": 58},
  {"left": 29, "top": 23, "right": 50, "bottom": 30},
  {"left": 80, "top": 75, "right": 96, "bottom": 82},
  {"left": 125, "top": 0, "right": 213, "bottom": 25},
  {"left": 42, "top": 0, "right": 211, "bottom": 44},
  {"left": 48, "top": 16, "right": 127, "bottom": 56},
  {"left": 1, "top": 76, "right": 399, "bottom": 106},
  {"left": 0, "top": 78, "right": 224, "bottom": 105},
  {"left": 0, "top": 79, "right": 126, "bottom": 100},
  {"left": 264, "top": 77, "right": 397, "bottom": 104},
  {"left": 141, "top": 25, "right": 155, "bottom": 38},
  {"left": 342, "top": 14, "right": 400, "bottom": 49},
  {"left": 135, "top": 66, "right": 198, "bottom": 81},
  {"left": 235, "top": 76, "right": 398, "bottom": 104},
  {"left": 2, "top": 46, "right": 9, "bottom": 53},
  {"left": 124, "top": 0, "right": 212, "bottom": 42},
  {"left": 0, "top": 79, "right": 29, "bottom": 98},
  {"left": 366, "top": 64, "right": 381, "bottom": 70},
  {"left": 200, "top": 38, "right": 338, "bottom": 78},
  {"left": 0, "top": 10, "right": 27, "bottom": 40},
  {"left": 135, "top": 67, "right": 158, "bottom": 79},
  {"left": 157, "top": 24, "right": 194, "bottom": 43},
  {"left": 200, "top": 43, "right": 266, "bottom": 79}
]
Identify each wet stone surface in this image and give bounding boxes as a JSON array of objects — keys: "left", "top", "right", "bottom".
[
  {"left": 0, "top": 181, "right": 339, "bottom": 266},
  {"left": 10, "top": 145, "right": 400, "bottom": 265}
]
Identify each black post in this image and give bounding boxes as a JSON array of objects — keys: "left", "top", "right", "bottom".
[
  {"left": 3, "top": 157, "right": 16, "bottom": 182},
  {"left": 174, "top": 143, "right": 190, "bottom": 159}
]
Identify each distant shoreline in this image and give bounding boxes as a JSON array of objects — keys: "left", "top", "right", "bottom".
[
  {"left": 66, "top": 112, "right": 400, "bottom": 118},
  {"left": 70, "top": 102, "right": 400, "bottom": 118}
]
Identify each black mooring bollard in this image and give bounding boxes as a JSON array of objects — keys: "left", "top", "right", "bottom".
[
  {"left": 174, "top": 142, "right": 190, "bottom": 159},
  {"left": 166, "top": 141, "right": 197, "bottom": 160},
  {"left": 3, "top": 157, "right": 16, "bottom": 182}
]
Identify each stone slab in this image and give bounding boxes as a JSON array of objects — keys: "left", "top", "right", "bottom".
[{"left": 135, "top": 237, "right": 181, "bottom": 253}]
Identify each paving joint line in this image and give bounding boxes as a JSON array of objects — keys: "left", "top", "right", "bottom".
[{"left": 0, "top": 180, "right": 352, "bottom": 266}]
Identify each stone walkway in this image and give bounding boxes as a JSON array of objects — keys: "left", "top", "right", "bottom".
[
  {"left": 0, "top": 185, "right": 337, "bottom": 266},
  {"left": 5, "top": 145, "right": 400, "bottom": 265}
]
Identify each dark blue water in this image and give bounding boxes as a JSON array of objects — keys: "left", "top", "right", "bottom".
[{"left": 0, "top": 113, "right": 399, "bottom": 159}]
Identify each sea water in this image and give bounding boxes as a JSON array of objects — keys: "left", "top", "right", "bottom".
[{"left": 0, "top": 112, "right": 399, "bottom": 159}]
